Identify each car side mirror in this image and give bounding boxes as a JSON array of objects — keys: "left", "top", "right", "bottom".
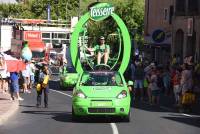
[{"left": 127, "top": 81, "right": 133, "bottom": 86}]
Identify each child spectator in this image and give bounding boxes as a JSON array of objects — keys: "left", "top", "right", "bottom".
[
  {"left": 150, "top": 69, "right": 160, "bottom": 105},
  {"left": 10, "top": 72, "right": 24, "bottom": 101},
  {"left": 172, "top": 68, "right": 181, "bottom": 105}
]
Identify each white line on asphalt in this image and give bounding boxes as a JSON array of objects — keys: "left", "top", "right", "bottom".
[
  {"left": 110, "top": 123, "right": 119, "bottom": 134},
  {"left": 50, "top": 89, "right": 73, "bottom": 97},
  {"left": 49, "top": 89, "right": 119, "bottom": 134},
  {"left": 181, "top": 114, "right": 193, "bottom": 117}
]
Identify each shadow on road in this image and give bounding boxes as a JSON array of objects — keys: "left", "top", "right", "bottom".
[
  {"left": 162, "top": 116, "right": 200, "bottom": 128},
  {"left": 131, "top": 100, "right": 174, "bottom": 113},
  {"left": 19, "top": 105, "right": 37, "bottom": 108},
  {"left": 0, "top": 98, "right": 10, "bottom": 100},
  {"left": 21, "top": 110, "right": 126, "bottom": 123}
]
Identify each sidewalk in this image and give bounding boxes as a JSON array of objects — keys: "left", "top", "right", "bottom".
[
  {"left": 0, "top": 93, "right": 19, "bottom": 126},
  {"left": 159, "top": 94, "right": 200, "bottom": 115}
]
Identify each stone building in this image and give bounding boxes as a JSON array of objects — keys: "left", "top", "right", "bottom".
[
  {"left": 144, "top": 0, "right": 173, "bottom": 64},
  {"left": 144, "top": 0, "right": 200, "bottom": 63},
  {"left": 172, "top": 0, "right": 200, "bottom": 63}
]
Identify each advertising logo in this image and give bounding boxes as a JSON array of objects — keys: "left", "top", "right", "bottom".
[
  {"left": 90, "top": 3, "right": 114, "bottom": 21},
  {"left": 152, "top": 29, "right": 165, "bottom": 43}
]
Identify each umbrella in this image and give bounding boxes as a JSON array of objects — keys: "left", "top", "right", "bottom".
[{"left": 2, "top": 53, "right": 26, "bottom": 72}]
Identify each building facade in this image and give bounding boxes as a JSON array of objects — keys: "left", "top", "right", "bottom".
[
  {"left": 144, "top": 0, "right": 200, "bottom": 63},
  {"left": 172, "top": 0, "right": 200, "bottom": 63},
  {"left": 144, "top": 0, "right": 173, "bottom": 64}
]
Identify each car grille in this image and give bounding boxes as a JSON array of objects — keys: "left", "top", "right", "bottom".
[{"left": 88, "top": 108, "right": 115, "bottom": 113}]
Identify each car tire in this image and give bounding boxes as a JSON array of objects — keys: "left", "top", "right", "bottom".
[
  {"left": 72, "top": 107, "right": 79, "bottom": 121},
  {"left": 123, "top": 111, "right": 131, "bottom": 122}
]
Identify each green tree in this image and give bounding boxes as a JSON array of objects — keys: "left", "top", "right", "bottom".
[{"left": 79, "top": 0, "right": 144, "bottom": 46}]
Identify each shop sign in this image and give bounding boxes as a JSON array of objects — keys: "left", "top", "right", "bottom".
[
  {"left": 152, "top": 29, "right": 165, "bottom": 43},
  {"left": 24, "top": 31, "right": 42, "bottom": 41}
]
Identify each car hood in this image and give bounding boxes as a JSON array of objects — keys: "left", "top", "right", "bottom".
[{"left": 78, "top": 86, "right": 126, "bottom": 98}]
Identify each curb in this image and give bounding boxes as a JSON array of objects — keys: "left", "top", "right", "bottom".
[{"left": 0, "top": 100, "right": 19, "bottom": 126}]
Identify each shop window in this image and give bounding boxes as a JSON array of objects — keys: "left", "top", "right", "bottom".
[
  {"left": 58, "top": 33, "right": 67, "bottom": 39},
  {"left": 42, "top": 33, "right": 50, "bottom": 39}
]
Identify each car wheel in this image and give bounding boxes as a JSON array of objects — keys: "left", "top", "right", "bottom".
[
  {"left": 123, "top": 111, "right": 131, "bottom": 122},
  {"left": 72, "top": 107, "right": 79, "bottom": 121}
]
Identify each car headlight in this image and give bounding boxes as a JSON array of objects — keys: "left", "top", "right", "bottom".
[
  {"left": 75, "top": 91, "right": 87, "bottom": 99},
  {"left": 117, "top": 90, "right": 127, "bottom": 99}
]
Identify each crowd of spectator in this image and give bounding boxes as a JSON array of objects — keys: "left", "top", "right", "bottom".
[
  {"left": 128, "top": 55, "right": 200, "bottom": 112},
  {"left": 0, "top": 52, "right": 50, "bottom": 108}
]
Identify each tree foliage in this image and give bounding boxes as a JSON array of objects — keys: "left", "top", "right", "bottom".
[{"left": 0, "top": 0, "right": 144, "bottom": 43}]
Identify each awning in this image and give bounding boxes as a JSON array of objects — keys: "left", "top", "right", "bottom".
[
  {"left": 28, "top": 41, "right": 45, "bottom": 52},
  {"left": 2, "top": 53, "right": 26, "bottom": 72},
  {"left": 18, "top": 19, "right": 45, "bottom": 24}
]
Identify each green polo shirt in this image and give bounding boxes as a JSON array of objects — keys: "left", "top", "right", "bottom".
[{"left": 94, "top": 44, "right": 110, "bottom": 53}]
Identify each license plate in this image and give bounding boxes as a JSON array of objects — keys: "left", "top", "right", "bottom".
[{"left": 91, "top": 101, "right": 112, "bottom": 107}]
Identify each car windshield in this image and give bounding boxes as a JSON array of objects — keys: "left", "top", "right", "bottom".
[{"left": 80, "top": 72, "right": 123, "bottom": 86}]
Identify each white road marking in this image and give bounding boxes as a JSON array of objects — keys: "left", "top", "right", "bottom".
[
  {"left": 181, "top": 114, "right": 193, "bottom": 117},
  {"left": 50, "top": 89, "right": 119, "bottom": 134},
  {"left": 50, "top": 89, "right": 73, "bottom": 97},
  {"left": 110, "top": 123, "right": 119, "bottom": 134},
  {"left": 180, "top": 113, "right": 200, "bottom": 118}
]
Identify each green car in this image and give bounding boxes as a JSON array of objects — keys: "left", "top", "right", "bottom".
[
  {"left": 59, "top": 66, "right": 79, "bottom": 89},
  {"left": 72, "top": 71, "right": 132, "bottom": 121}
]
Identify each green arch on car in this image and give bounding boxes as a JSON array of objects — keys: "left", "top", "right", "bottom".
[{"left": 70, "top": 12, "right": 131, "bottom": 74}]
